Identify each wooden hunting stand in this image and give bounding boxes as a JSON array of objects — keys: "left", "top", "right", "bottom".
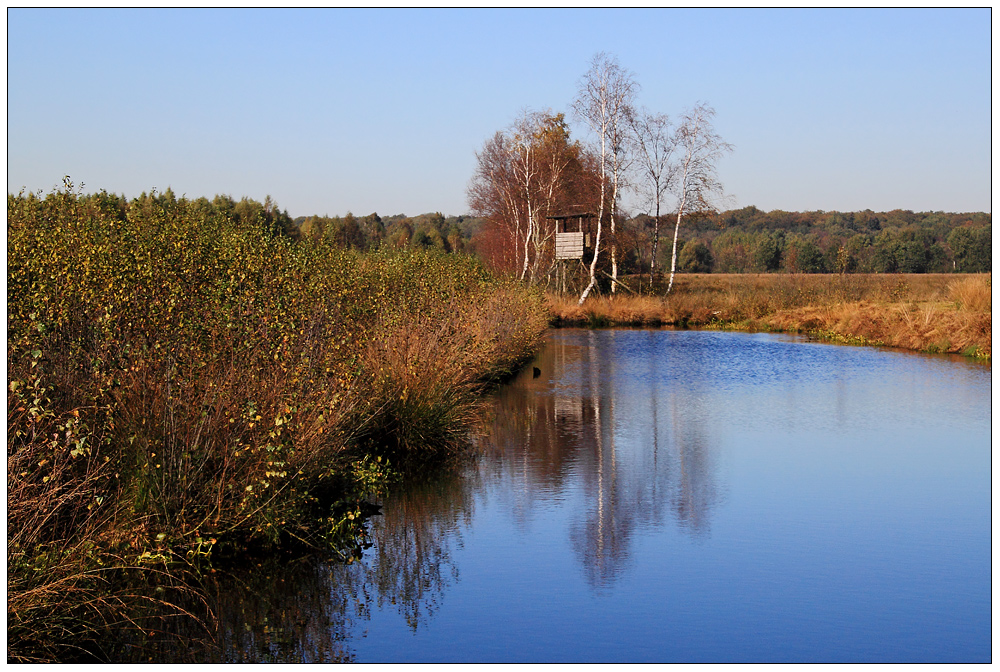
[{"left": 548, "top": 212, "right": 595, "bottom": 294}]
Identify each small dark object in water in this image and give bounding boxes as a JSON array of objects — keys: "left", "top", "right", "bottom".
[{"left": 533, "top": 367, "right": 541, "bottom": 378}]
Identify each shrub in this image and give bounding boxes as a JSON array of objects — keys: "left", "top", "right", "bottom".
[{"left": 7, "top": 185, "right": 548, "bottom": 660}]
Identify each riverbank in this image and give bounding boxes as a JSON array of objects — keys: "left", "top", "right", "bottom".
[
  {"left": 7, "top": 189, "right": 549, "bottom": 661},
  {"left": 546, "top": 273, "right": 991, "bottom": 360}
]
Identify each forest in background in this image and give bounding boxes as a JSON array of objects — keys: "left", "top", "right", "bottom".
[{"left": 288, "top": 205, "right": 991, "bottom": 277}]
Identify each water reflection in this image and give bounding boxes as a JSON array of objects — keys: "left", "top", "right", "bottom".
[
  {"left": 483, "top": 329, "right": 722, "bottom": 587},
  {"left": 108, "top": 555, "right": 360, "bottom": 663},
  {"left": 360, "top": 472, "right": 469, "bottom": 630},
  {"left": 116, "top": 468, "right": 471, "bottom": 662}
]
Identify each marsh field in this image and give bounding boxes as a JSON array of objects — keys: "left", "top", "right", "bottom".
[
  {"left": 5, "top": 187, "right": 991, "bottom": 662},
  {"left": 547, "top": 272, "right": 991, "bottom": 359}
]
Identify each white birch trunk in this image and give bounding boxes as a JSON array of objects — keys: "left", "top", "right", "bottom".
[{"left": 579, "top": 114, "right": 608, "bottom": 305}]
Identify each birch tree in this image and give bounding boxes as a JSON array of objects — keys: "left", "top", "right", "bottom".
[
  {"left": 468, "top": 130, "right": 524, "bottom": 274},
  {"left": 572, "top": 53, "right": 638, "bottom": 304},
  {"left": 512, "top": 112, "right": 582, "bottom": 283},
  {"left": 665, "top": 103, "right": 732, "bottom": 295},
  {"left": 628, "top": 107, "right": 677, "bottom": 287},
  {"left": 510, "top": 115, "right": 540, "bottom": 282},
  {"left": 468, "top": 111, "right": 596, "bottom": 283}
]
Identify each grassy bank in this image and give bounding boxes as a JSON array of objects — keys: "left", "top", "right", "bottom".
[
  {"left": 7, "top": 187, "right": 548, "bottom": 661},
  {"left": 547, "top": 273, "right": 991, "bottom": 359}
]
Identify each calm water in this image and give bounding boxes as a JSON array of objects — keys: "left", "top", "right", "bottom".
[{"left": 156, "top": 330, "right": 992, "bottom": 663}]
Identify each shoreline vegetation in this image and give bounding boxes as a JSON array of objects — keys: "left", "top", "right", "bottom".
[
  {"left": 546, "top": 273, "right": 991, "bottom": 360},
  {"left": 7, "top": 187, "right": 548, "bottom": 662}
]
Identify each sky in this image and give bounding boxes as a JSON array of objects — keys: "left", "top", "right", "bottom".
[{"left": 7, "top": 8, "right": 992, "bottom": 218}]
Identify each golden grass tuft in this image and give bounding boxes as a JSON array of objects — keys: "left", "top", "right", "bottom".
[
  {"left": 947, "top": 274, "right": 992, "bottom": 312},
  {"left": 757, "top": 301, "right": 990, "bottom": 358}
]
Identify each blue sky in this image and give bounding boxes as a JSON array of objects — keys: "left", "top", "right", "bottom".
[{"left": 7, "top": 8, "right": 991, "bottom": 218}]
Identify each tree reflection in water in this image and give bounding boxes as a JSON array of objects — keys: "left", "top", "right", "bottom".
[
  {"left": 483, "top": 329, "right": 720, "bottom": 588},
  {"left": 111, "top": 466, "right": 473, "bottom": 662},
  {"left": 361, "top": 470, "right": 472, "bottom": 630},
  {"left": 107, "top": 555, "right": 360, "bottom": 663}
]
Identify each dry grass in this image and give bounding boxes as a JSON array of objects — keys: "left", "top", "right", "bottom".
[
  {"left": 547, "top": 273, "right": 991, "bottom": 359},
  {"left": 6, "top": 407, "right": 208, "bottom": 663},
  {"left": 758, "top": 301, "right": 991, "bottom": 358},
  {"left": 546, "top": 293, "right": 668, "bottom": 326},
  {"left": 948, "top": 274, "right": 992, "bottom": 312}
]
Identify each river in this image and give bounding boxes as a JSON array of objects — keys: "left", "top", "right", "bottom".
[{"left": 133, "top": 329, "right": 992, "bottom": 663}]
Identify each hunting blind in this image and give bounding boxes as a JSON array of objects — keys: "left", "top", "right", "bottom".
[{"left": 549, "top": 213, "right": 595, "bottom": 260}]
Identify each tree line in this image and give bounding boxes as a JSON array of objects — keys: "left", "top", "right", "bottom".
[
  {"left": 129, "top": 189, "right": 985, "bottom": 280},
  {"left": 291, "top": 211, "right": 479, "bottom": 254},
  {"left": 278, "top": 199, "right": 991, "bottom": 277},
  {"left": 105, "top": 117, "right": 982, "bottom": 282},
  {"left": 636, "top": 206, "right": 992, "bottom": 274}
]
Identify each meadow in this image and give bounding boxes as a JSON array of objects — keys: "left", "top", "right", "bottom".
[
  {"left": 6, "top": 186, "right": 548, "bottom": 661},
  {"left": 547, "top": 273, "right": 991, "bottom": 359}
]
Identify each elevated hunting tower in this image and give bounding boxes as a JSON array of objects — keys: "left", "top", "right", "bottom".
[
  {"left": 549, "top": 212, "right": 595, "bottom": 260},
  {"left": 548, "top": 212, "right": 595, "bottom": 294}
]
